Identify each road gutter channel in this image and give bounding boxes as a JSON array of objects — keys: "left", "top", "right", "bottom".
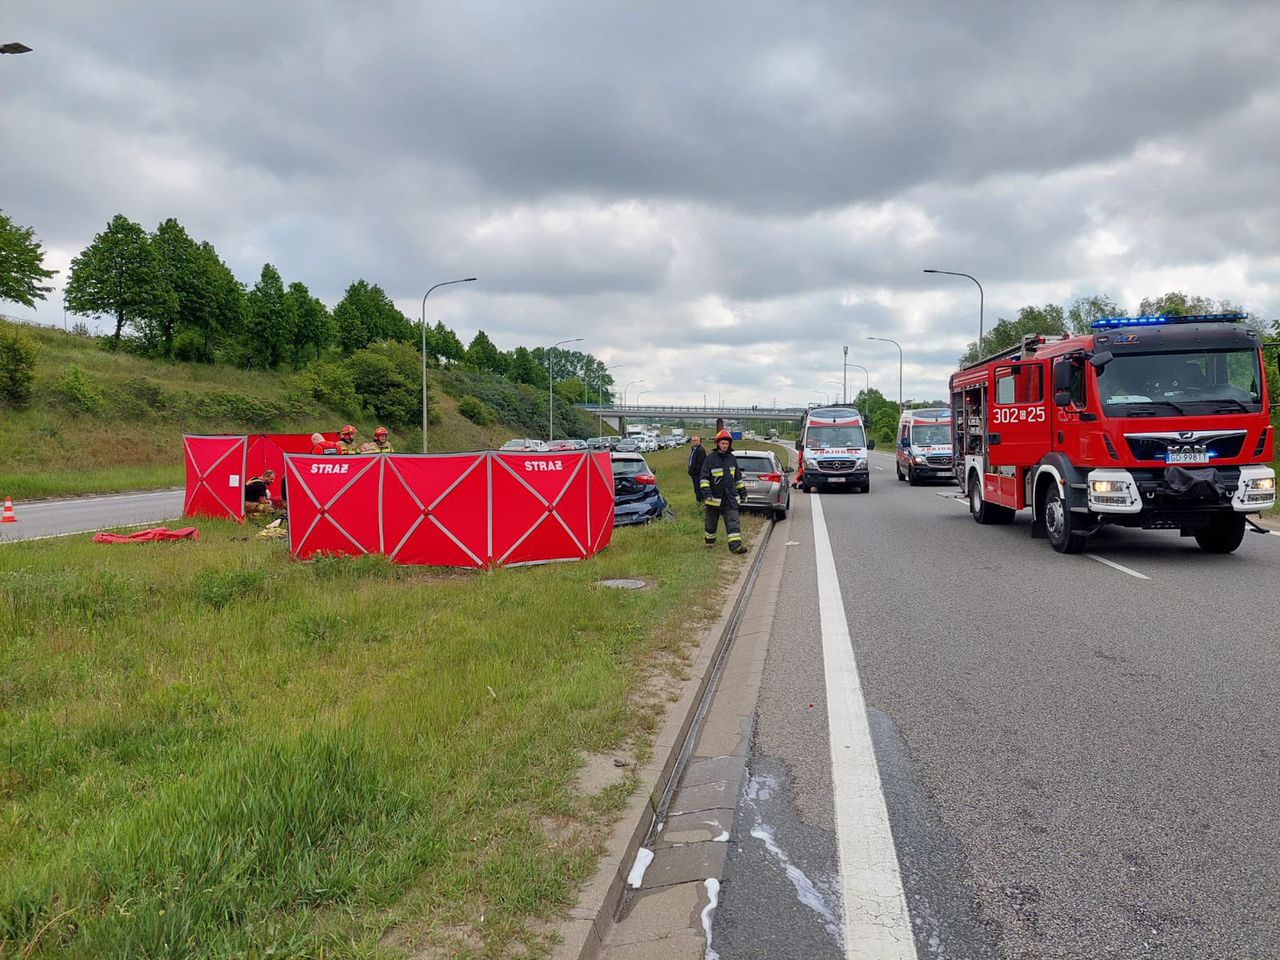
[{"left": 554, "top": 520, "right": 777, "bottom": 960}]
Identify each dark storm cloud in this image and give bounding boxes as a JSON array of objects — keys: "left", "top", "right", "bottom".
[{"left": 2, "top": 0, "right": 1277, "bottom": 404}]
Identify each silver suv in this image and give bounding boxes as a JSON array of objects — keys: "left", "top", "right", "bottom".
[{"left": 734, "top": 449, "right": 791, "bottom": 521}]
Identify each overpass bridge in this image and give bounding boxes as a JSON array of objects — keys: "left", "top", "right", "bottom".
[{"left": 576, "top": 403, "right": 809, "bottom": 423}]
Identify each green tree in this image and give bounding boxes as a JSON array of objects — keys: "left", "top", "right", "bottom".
[
  {"left": 1138, "top": 291, "right": 1242, "bottom": 317},
  {"left": 64, "top": 214, "right": 175, "bottom": 348},
  {"left": 197, "top": 242, "right": 245, "bottom": 360},
  {"left": 466, "top": 329, "right": 503, "bottom": 373},
  {"left": 149, "top": 218, "right": 212, "bottom": 358},
  {"left": 0, "top": 326, "right": 38, "bottom": 408},
  {"left": 332, "top": 280, "right": 414, "bottom": 352},
  {"left": 349, "top": 341, "right": 422, "bottom": 426},
  {"left": 507, "top": 345, "right": 546, "bottom": 386},
  {"left": 960, "top": 304, "right": 1067, "bottom": 365},
  {"left": 0, "top": 210, "right": 56, "bottom": 308},
  {"left": 433, "top": 321, "right": 466, "bottom": 365},
  {"left": 245, "top": 263, "right": 294, "bottom": 368},
  {"left": 1066, "top": 294, "right": 1122, "bottom": 335},
  {"left": 287, "top": 281, "right": 333, "bottom": 360}
]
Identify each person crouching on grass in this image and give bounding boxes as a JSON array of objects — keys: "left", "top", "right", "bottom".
[{"left": 245, "top": 469, "right": 276, "bottom": 515}]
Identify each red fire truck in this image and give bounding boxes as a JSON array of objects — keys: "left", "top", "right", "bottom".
[{"left": 949, "top": 313, "right": 1276, "bottom": 554}]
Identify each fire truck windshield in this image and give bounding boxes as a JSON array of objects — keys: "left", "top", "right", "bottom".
[
  {"left": 911, "top": 424, "right": 950, "bottom": 446},
  {"left": 1096, "top": 349, "right": 1262, "bottom": 416},
  {"left": 807, "top": 425, "right": 866, "bottom": 448}
]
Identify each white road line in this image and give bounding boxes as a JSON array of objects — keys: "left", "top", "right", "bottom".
[
  {"left": 810, "top": 494, "right": 916, "bottom": 959},
  {"left": 1084, "top": 554, "right": 1150, "bottom": 580},
  {"left": 874, "top": 466, "right": 884, "bottom": 472}
]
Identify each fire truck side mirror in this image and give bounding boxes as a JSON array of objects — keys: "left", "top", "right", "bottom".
[
  {"left": 1089, "top": 351, "right": 1114, "bottom": 370},
  {"left": 1052, "top": 360, "right": 1074, "bottom": 393},
  {"left": 1054, "top": 390, "right": 1072, "bottom": 407}
]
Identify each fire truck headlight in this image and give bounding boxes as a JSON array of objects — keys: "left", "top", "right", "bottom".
[
  {"left": 1091, "top": 480, "right": 1121, "bottom": 493},
  {"left": 1246, "top": 476, "right": 1276, "bottom": 492}
]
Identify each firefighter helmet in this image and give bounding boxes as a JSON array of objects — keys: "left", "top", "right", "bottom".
[
  {"left": 340, "top": 425, "right": 356, "bottom": 439},
  {"left": 374, "top": 426, "right": 388, "bottom": 440},
  {"left": 714, "top": 430, "right": 732, "bottom": 441}
]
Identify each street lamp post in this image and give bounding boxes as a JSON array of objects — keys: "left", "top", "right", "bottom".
[
  {"left": 849, "top": 364, "right": 870, "bottom": 405},
  {"left": 622, "top": 379, "right": 644, "bottom": 407},
  {"left": 842, "top": 346, "right": 848, "bottom": 404},
  {"left": 546, "top": 337, "right": 584, "bottom": 442},
  {"left": 866, "top": 336, "right": 903, "bottom": 409},
  {"left": 421, "top": 277, "right": 476, "bottom": 452},
  {"left": 924, "top": 268, "right": 984, "bottom": 357},
  {"left": 601, "top": 363, "right": 630, "bottom": 436}
]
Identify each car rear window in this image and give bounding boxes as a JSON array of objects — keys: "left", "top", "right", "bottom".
[
  {"left": 612, "top": 459, "right": 650, "bottom": 476},
  {"left": 736, "top": 457, "right": 774, "bottom": 474}
]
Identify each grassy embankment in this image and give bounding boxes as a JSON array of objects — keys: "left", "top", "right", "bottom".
[
  {"left": 0, "top": 320, "right": 572, "bottom": 502},
  {"left": 0, "top": 446, "right": 764, "bottom": 958}
]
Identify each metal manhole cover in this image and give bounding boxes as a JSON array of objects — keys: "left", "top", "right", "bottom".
[{"left": 597, "top": 578, "right": 649, "bottom": 590}]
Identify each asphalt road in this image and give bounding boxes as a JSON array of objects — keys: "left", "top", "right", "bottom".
[
  {"left": 713, "top": 449, "right": 1280, "bottom": 959},
  {"left": 0, "top": 489, "right": 185, "bottom": 543}
]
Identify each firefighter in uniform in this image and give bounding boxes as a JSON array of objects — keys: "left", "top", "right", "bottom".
[
  {"left": 370, "top": 426, "right": 394, "bottom": 453},
  {"left": 337, "top": 424, "right": 361, "bottom": 454},
  {"left": 699, "top": 430, "right": 749, "bottom": 554}
]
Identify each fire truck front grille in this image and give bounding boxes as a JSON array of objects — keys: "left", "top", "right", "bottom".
[
  {"left": 1125, "top": 433, "right": 1246, "bottom": 462},
  {"left": 817, "top": 460, "right": 856, "bottom": 472},
  {"left": 926, "top": 455, "right": 953, "bottom": 467}
]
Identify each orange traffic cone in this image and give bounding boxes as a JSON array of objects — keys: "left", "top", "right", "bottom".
[{"left": 0, "top": 496, "right": 15, "bottom": 523}]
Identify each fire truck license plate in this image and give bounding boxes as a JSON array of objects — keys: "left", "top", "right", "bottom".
[{"left": 1168, "top": 449, "right": 1209, "bottom": 464}]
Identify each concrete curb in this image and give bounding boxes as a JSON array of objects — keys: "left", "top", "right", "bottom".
[{"left": 553, "top": 530, "right": 769, "bottom": 960}]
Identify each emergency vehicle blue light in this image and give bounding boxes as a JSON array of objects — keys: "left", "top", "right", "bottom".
[{"left": 1090, "top": 313, "right": 1248, "bottom": 329}]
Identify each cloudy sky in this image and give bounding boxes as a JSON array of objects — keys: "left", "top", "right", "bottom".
[{"left": 4, "top": 1, "right": 1278, "bottom": 406}]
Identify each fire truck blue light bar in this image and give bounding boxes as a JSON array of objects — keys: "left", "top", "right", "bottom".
[{"left": 1090, "top": 313, "right": 1248, "bottom": 329}]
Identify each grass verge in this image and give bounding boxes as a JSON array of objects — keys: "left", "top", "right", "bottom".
[{"left": 0, "top": 447, "right": 758, "bottom": 958}]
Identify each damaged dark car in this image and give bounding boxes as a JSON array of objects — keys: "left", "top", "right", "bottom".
[{"left": 611, "top": 453, "right": 670, "bottom": 526}]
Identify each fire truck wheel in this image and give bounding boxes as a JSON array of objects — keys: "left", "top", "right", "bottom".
[
  {"left": 969, "top": 474, "right": 1015, "bottom": 526},
  {"left": 1043, "top": 484, "right": 1085, "bottom": 553},
  {"left": 1193, "top": 514, "right": 1246, "bottom": 553}
]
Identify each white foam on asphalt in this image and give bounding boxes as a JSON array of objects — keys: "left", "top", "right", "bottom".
[
  {"left": 811, "top": 493, "right": 918, "bottom": 959},
  {"left": 1085, "top": 553, "right": 1150, "bottom": 580},
  {"left": 712, "top": 830, "right": 730, "bottom": 842},
  {"left": 750, "top": 821, "right": 843, "bottom": 944},
  {"left": 626, "top": 846, "right": 654, "bottom": 888}
]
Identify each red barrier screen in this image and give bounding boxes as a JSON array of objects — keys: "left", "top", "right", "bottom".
[
  {"left": 282, "top": 451, "right": 613, "bottom": 567},
  {"left": 183, "top": 435, "right": 248, "bottom": 521},
  {"left": 286, "top": 455, "right": 383, "bottom": 559},
  {"left": 247, "top": 433, "right": 337, "bottom": 501}
]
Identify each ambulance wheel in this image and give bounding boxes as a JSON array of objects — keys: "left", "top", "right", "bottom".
[
  {"left": 908, "top": 466, "right": 920, "bottom": 486},
  {"left": 1043, "top": 484, "right": 1084, "bottom": 553},
  {"left": 1194, "top": 514, "right": 1246, "bottom": 554},
  {"left": 969, "top": 474, "right": 1014, "bottom": 526},
  {"left": 896, "top": 462, "right": 905, "bottom": 481}
]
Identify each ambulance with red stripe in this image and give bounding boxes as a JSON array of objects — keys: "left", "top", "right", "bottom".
[
  {"left": 949, "top": 313, "right": 1275, "bottom": 554},
  {"left": 794, "top": 406, "right": 874, "bottom": 493},
  {"left": 895, "top": 407, "right": 954, "bottom": 485}
]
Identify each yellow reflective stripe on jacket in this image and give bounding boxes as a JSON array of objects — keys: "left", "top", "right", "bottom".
[
  {"left": 700, "top": 479, "right": 711, "bottom": 488},
  {"left": 711, "top": 468, "right": 725, "bottom": 476}
]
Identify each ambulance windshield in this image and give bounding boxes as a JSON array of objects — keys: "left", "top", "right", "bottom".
[
  {"left": 1097, "top": 349, "right": 1262, "bottom": 416},
  {"left": 911, "top": 424, "right": 950, "bottom": 446},
  {"left": 807, "top": 425, "right": 866, "bottom": 449}
]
